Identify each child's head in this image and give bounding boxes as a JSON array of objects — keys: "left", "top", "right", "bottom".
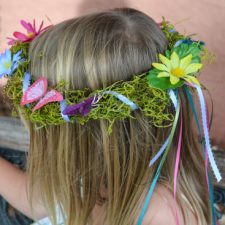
[
  {"left": 29, "top": 8, "right": 167, "bottom": 88},
  {"left": 4, "top": 7, "right": 212, "bottom": 225}
]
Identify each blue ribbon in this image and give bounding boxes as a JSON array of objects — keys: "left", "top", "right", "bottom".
[
  {"left": 137, "top": 95, "right": 180, "bottom": 225},
  {"left": 195, "top": 85, "right": 221, "bottom": 182},
  {"left": 60, "top": 100, "right": 71, "bottom": 122},
  {"left": 103, "top": 91, "right": 138, "bottom": 110},
  {"left": 148, "top": 90, "right": 177, "bottom": 167},
  {"left": 149, "top": 137, "right": 169, "bottom": 167},
  {"left": 185, "top": 86, "right": 218, "bottom": 225},
  {"left": 22, "top": 72, "right": 31, "bottom": 93},
  {"left": 168, "top": 89, "right": 178, "bottom": 109}
]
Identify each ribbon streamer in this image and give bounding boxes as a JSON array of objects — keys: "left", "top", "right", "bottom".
[
  {"left": 149, "top": 137, "right": 169, "bottom": 167},
  {"left": 137, "top": 97, "right": 180, "bottom": 225},
  {"left": 185, "top": 85, "right": 210, "bottom": 186},
  {"left": 185, "top": 85, "right": 217, "bottom": 225},
  {"left": 168, "top": 89, "right": 178, "bottom": 109},
  {"left": 149, "top": 90, "right": 177, "bottom": 167},
  {"left": 103, "top": 91, "right": 138, "bottom": 110},
  {"left": 195, "top": 85, "right": 221, "bottom": 182},
  {"left": 173, "top": 105, "right": 183, "bottom": 197},
  {"left": 184, "top": 86, "right": 201, "bottom": 134},
  {"left": 173, "top": 103, "right": 183, "bottom": 225}
]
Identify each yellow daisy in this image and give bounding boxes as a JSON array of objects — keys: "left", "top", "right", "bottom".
[{"left": 152, "top": 52, "right": 202, "bottom": 85}]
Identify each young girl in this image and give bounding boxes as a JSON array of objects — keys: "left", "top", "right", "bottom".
[{"left": 0, "top": 7, "right": 220, "bottom": 225}]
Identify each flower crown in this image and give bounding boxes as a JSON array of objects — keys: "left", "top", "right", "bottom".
[
  {"left": 0, "top": 18, "right": 221, "bottom": 225},
  {"left": 1, "top": 19, "right": 209, "bottom": 130}
]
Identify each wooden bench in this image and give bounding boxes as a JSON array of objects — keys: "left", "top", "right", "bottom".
[{"left": 0, "top": 116, "right": 29, "bottom": 152}]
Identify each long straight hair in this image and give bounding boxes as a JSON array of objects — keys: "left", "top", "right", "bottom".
[{"left": 25, "top": 8, "right": 211, "bottom": 225}]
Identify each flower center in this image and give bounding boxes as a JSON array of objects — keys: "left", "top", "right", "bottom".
[
  {"left": 4, "top": 61, "right": 12, "bottom": 69},
  {"left": 27, "top": 33, "right": 34, "bottom": 38},
  {"left": 171, "top": 68, "right": 185, "bottom": 78}
]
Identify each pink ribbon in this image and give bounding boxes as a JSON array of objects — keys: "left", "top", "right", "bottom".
[{"left": 173, "top": 102, "right": 183, "bottom": 225}]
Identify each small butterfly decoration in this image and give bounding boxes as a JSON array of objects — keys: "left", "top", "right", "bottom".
[
  {"left": 20, "top": 76, "right": 63, "bottom": 112},
  {"left": 62, "top": 94, "right": 102, "bottom": 117}
]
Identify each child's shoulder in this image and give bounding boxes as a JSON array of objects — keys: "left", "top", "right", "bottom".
[{"left": 141, "top": 184, "right": 197, "bottom": 225}]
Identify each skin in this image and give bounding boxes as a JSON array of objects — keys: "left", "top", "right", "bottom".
[
  {"left": 0, "top": 77, "right": 7, "bottom": 87},
  {"left": 92, "top": 185, "right": 198, "bottom": 225},
  {"left": 0, "top": 156, "right": 198, "bottom": 224},
  {"left": 0, "top": 157, "right": 47, "bottom": 220},
  {"left": 145, "top": 185, "right": 197, "bottom": 225}
]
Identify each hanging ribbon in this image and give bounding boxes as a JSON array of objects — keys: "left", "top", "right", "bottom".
[
  {"left": 184, "top": 85, "right": 201, "bottom": 134},
  {"left": 173, "top": 104, "right": 183, "bottom": 197},
  {"left": 184, "top": 85, "right": 210, "bottom": 186},
  {"left": 137, "top": 97, "right": 180, "bottom": 225},
  {"left": 168, "top": 89, "right": 178, "bottom": 109},
  {"left": 149, "top": 137, "right": 169, "bottom": 167},
  {"left": 149, "top": 90, "right": 178, "bottom": 167},
  {"left": 185, "top": 85, "right": 217, "bottom": 225},
  {"left": 173, "top": 102, "right": 183, "bottom": 225},
  {"left": 194, "top": 85, "right": 221, "bottom": 182}
]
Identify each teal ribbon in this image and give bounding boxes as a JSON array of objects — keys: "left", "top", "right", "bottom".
[
  {"left": 195, "top": 85, "right": 221, "bottom": 182},
  {"left": 184, "top": 86, "right": 201, "bottom": 134},
  {"left": 137, "top": 97, "right": 180, "bottom": 225},
  {"left": 149, "top": 90, "right": 178, "bottom": 166},
  {"left": 185, "top": 85, "right": 217, "bottom": 225}
]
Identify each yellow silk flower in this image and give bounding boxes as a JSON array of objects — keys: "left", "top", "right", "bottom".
[{"left": 152, "top": 52, "right": 202, "bottom": 85}]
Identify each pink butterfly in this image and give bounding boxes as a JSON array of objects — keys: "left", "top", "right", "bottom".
[{"left": 20, "top": 76, "right": 63, "bottom": 112}]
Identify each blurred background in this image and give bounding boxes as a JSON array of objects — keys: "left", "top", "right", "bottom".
[{"left": 0, "top": 0, "right": 224, "bottom": 148}]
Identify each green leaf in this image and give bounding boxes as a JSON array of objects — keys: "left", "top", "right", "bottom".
[
  {"left": 147, "top": 69, "right": 184, "bottom": 90},
  {"left": 165, "top": 49, "right": 171, "bottom": 58},
  {"left": 173, "top": 43, "right": 201, "bottom": 63}
]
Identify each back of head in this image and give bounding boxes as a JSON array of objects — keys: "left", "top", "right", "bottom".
[
  {"left": 29, "top": 8, "right": 167, "bottom": 89},
  {"left": 25, "top": 8, "right": 210, "bottom": 225}
]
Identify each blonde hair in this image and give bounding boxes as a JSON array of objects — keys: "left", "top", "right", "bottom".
[{"left": 25, "top": 7, "right": 211, "bottom": 225}]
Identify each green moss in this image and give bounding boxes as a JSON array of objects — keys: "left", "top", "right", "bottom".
[
  {"left": 4, "top": 19, "right": 210, "bottom": 134},
  {"left": 4, "top": 66, "right": 173, "bottom": 133},
  {"left": 160, "top": 18, "right": 186, "bottom": 50}
]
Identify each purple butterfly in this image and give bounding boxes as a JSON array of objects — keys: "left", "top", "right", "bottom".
[{"left": 62, "top": 95, "right": 100, "bottom": 117}]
